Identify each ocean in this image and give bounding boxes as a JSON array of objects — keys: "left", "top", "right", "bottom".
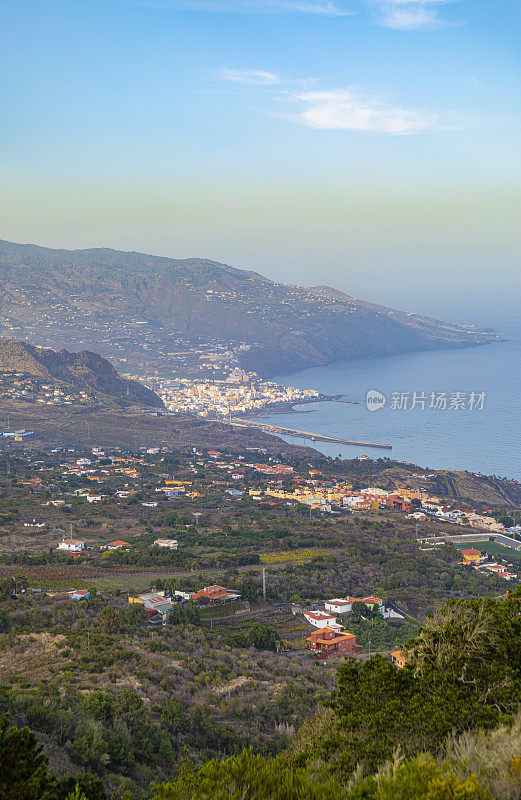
[{"left": 252, "top": 312, "right": 521, "bottom": 481}]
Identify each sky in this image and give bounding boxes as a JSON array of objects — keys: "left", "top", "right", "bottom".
[{"left": 1, "top": 0, "right": 520, "bottom": 320}]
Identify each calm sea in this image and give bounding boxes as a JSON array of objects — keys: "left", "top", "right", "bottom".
[{"left": 253, "top": 313, "right": 521, "bottom": 481}]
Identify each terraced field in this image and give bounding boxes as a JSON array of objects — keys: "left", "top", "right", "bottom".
[
  {"left": 216, "top": 609, "right": 313, "bottom": 650},
  {"left": 260, "top": 548, "right": 328, "bottom": 565}
]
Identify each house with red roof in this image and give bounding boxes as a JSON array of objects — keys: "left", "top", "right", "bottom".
[
  {"left": 191, "top": 585, "right": 241, "bottom": 603},
  {"left": 307, "top": 627, "right": 361, "bottom": 658}
]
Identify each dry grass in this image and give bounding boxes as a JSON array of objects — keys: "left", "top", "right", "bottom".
[
  {"left": 0, "top": 632, "right": 67, "bottom": 682},
  {"left": 445, "top": 711, "right": 521, "bottom": 799}
]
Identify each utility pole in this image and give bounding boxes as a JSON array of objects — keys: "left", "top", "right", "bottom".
[{"left": 262, "top": 567, "right": 266, "bottom": 601}]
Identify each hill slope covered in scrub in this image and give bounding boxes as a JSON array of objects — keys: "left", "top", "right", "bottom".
[
  {"left": 0, "top": 338, "right": 163, "bottom": 409},
  {"left": 0, "top": 239, "right": 500, "bottom": 377}
]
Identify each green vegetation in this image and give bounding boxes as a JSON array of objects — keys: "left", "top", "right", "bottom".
[
  {"left": 0, "top": 444, "right": 519, "bottom": 798},
  {"left": 0, "top": 338, "right": 162, "bottom": 410},
  {"left": 339, "top": 614, "right": 417, "bottom": 651},
  {"left": 225, "top": 622, "right": 281, "bottom": 651},
  {"left": 150, "top": 590, "right": 521, "bottom": 800},
  {"left": 4, "top": 591, "right": 521, "bottom": 798}
]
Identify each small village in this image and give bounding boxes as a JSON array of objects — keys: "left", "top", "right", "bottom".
[
  {"left": 2, "top": 443, "right": 520, "bottom": 575},
  {"left": 0, "top": 441, "right": 518, "bottom": 649},
  {"left": 0, "top": 370, "right": 94, "bottom": 406}
]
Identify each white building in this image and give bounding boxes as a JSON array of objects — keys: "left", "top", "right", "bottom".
[
  {"left": 324, "top": 598, "right": 355, "bottom": 615},
  {"left": 85, "top": 494, "right": 105, "bottom": 503},
  {"left": 381, "top": 606, "right": 405, "bottom": 620},
  {"left": 303, "top": 610, "right": 343, "bottom": 630},
  {"left": 58, "top": 539, "right": 85, "bottom": 552},
  {"left": 174, "top": 589, "right": 194, "bottom": 601}
]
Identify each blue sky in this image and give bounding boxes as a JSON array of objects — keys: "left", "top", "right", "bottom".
[{"left": 1, "top": 0, "right": 520, "bottom": 317}]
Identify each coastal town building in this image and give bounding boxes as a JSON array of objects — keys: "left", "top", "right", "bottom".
[
  {"left": 145, "top": 374, "right": 319, "bottom": 417},
  {"left": 461, "top": 548, "right": 483, "bottom": 564}
]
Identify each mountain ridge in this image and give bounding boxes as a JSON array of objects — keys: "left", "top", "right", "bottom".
[{"left": 0, "top": 238, "right": 501, "bottom": 377}]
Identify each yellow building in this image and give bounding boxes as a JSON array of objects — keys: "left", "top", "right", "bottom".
[{"left": 461, "top": 548, "right": 482, "bottom": 564}]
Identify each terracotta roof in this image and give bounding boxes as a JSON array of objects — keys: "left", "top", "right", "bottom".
[{"left": 307, "top": 626, "right": 355, "bottom": 644}]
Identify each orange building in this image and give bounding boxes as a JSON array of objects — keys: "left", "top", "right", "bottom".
[
  {"left": 191, "top": 585, "right": 241, "bottom": 603},
  {"left": 390, "top": 650, "right": 408, "bottom": 668},
  {"left": 306, "top": 626, "right": 361, "bottom": 658}
]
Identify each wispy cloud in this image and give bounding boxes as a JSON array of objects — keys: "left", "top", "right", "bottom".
[
  {"left": 367, "top": 0, "right": 455, "bottom": 30},
  {"left": 295, "top": 88, "right": 438, "bottom": 134},
  {"left": 216, "top": 68, "right": 449, "bottom": 134},
  {"left": 216, "top": 68, "right": 281, "bottom": 85},
  {"left": 108, "top": 0, "right": 352, "bottom": 14}
]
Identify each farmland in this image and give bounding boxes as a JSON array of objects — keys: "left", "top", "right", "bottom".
[
  {"left": 208, "top": 607, "right": 314, "bottom": 650},
  {"left": 260, "top": 548, "right": 328, "bottom": 565},
  {"left": 455, "top": 540, "right": 521, "bottom": 560},
  {"left": 0, "top": 441, "right": 518, "bottom": 797}
]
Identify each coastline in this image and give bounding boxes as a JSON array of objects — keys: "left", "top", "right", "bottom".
[
  {"left": 249, "top": 334, "right": 504, "bottom": 382},
  {"left": 233, "top": 393, "right": 356, "bottom": 419},
  {"left": 238, "top": 325, "right": 519, "bottom": 480}
]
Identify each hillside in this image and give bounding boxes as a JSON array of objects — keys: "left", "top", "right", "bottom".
[
  {"left": 0, "top": 338, "right": 163, "bottom": 409},
  {"left": 0, "top": 239, "right": 501, "bottom": 377},
  {"left": 341, "top": 458, "right": 521, "bottom": 507}
]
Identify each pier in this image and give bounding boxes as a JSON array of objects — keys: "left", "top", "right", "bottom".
[
  {"left": 229, "top": 419, "right": 392, "bottom": 450},
  {"left": 331, "top": 398, "right": 359, "bottom": 405}
]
